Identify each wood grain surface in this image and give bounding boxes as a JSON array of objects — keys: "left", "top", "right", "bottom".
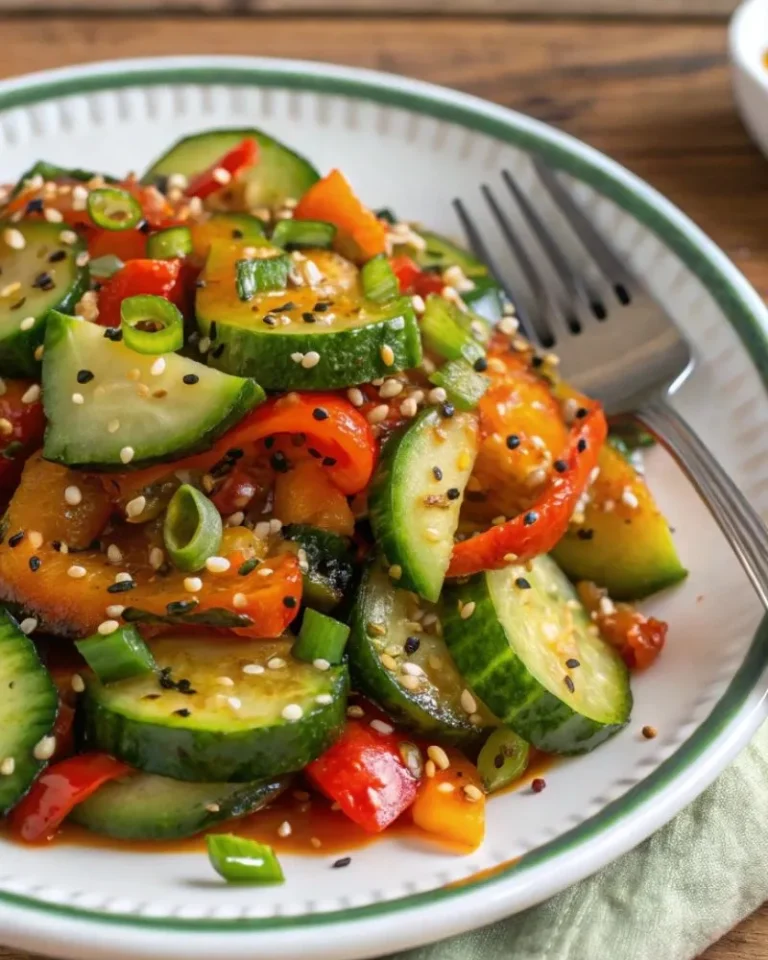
[{"left": 0, "top": 13, "right": 766, "bottom": 960}]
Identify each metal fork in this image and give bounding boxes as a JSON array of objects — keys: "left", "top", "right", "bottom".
[{"left": 453, "top": 161, "right": 768, "bottom": 609}]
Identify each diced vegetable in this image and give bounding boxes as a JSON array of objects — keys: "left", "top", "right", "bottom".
[
  {"left": 235, "top": 254, "right": 291, "bottom": 299},
  {"left": 147, "top": 226, "right": 193, "bottom": 260},
  {"left": 0, "top": 379, "right": 46, "bottom": 497},
  {"left": 271, "top": 219, "right": 336, "bottom": 250},
  {"left": 292, "top": 608, "right": 350, "bottom": 665},
  {"left": 120, "top": 294, "right": 184, "bottom": 355},
  {"left": 163, "top": 484, "right": 223, "bottom": 572},
  {"left": 429, "top": 358, "right": 488, "bottom": 412},
  {"left": 477, "top": 727, "right": 530, "bottom": 792},
  {"left": 87, "top": 187, "right": 143, "bottom": 231},
  {"left": 207, "top": 834, "right": 285, "bottom": 884},
  {"left": 96, "top": 259, "right": 184, "bottom": 329},
  {"left": 75, "top": 624, "right": 156, "bottom": 685},
  {"left": 411, "top": 749, "right": 485, "bottom": 849},
  {"left": 361, "top": 254, "right": 398, "bottom": 303},
  {"left": 420, "top": 294, "right": 485, "bottom": 366}
]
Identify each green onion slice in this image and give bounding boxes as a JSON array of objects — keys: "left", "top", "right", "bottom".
[
  {"left": 163, "top": 483, "right": 223, "bottom": 573},
  {"left": 361, "top": 254, "right": 398, "bottom": 304},
  {"left": 271, "top": 219, "right": 336, "bottom": 250},
  {"left": 477, "top": 727, "right": 530, "bottom": 793},
  {"left": 428, "top": 358, "right": 488, "bottom": 412},
  {"left": 292, "top": 608, "right": 350, "bottom": 665},
  {"left": 75, "top": 624, "right": 156, "bottom": 684},
  {"left": 87, "top": 187, "right": 143, "bottom": 232},
  {"left": 207, "top": 834, "right": 284, "bottom": 884},
  {"left": 88, "top": 254, "right": 125, "bottom": 279},
  {"left": 120, "top": 295, "right": 184, "bottom": 355},
  {"left": 147, "top": 226, "right": 193, "bottom": 260},
  {"left": 235, "top": 254, "right": 291, "bottom": 301}
]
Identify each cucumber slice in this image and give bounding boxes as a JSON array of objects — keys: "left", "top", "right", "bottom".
[
  {"left": 80, "top": 634, "right": 348, "bottom": 782},
  {"left": 198, "top": 246, "right": 423, "bottom": 390},
  {"left": 0, "top": 608, "right": 59, "bottom": 814},
  {"left": 142, "top": 128, "right": 319, "bottom": 208},
  {"left": 368, "top": 407, "right": 479, "bottom": 602},
  {"left": 281, "top": 525, "right": 356, "bottom": 613},
  {"left": 190, "top": 213, "right": 267, "bottom": 262},
  {"left": 69, "top": 770, "right": 288, "bottom": 840},
  {"left": 42, "top": 311, "right": 264, "bottom": 470},
  {"left": 0, "top": 219, "right": 89, "bottom": 377},
  {"left": 442, "top": 555, "right": 632, "bottom": 754},
  {"left": 349, "top": 562, "right": 490, "bottom": 742},
  {"left": 9, "top": 161, "right": 117, "bottom": 198}
]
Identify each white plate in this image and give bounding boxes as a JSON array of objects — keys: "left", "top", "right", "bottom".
[{"left": 1, "top": 55, "right": 767, "bottom": 960}]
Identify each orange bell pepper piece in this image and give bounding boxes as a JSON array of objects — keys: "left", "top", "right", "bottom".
[{"left": 411, "top": 749, "right": 485, "bottom": 850}]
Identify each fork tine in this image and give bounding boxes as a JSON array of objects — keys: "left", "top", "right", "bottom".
[
  {"left": 451, "top": 197, "right": 535, "bottom": 341},
  {"left": 533, "top": 159, "right": 634, "bottom": 299}
]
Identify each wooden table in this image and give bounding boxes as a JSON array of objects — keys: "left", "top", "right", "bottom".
[{"left": 0, "top": 12, "right": 767, "bottom": 960}]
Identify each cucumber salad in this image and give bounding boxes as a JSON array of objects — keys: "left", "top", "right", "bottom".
[{"left": 0, "top": 129, "right": 686, "bottom": 883}]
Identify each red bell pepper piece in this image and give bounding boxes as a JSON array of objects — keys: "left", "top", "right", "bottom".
[
  {"left": 448, "top": 404, "right": 608, "bottom": 577},
  {"left": 10, "top": 753, "right": 133, "bottom": 843},
  {"left": 294, "top": 169, "right": 386, "bottom": 263},
  {"left": 307, "top": 720, "right": 419, "bottom": 833},
  {"left": 577, "top": 581, "right": 667, "bottom": 670},
  {"left": 0, "top": 379, "right": 46, "bottom": 495},
  {"left": 96, "top": 258, "right": 183, "bottom": 328},
  {"left": 88, "top": 227, "right": 148, "bottom": 263},
  {"left": 390, "top": 254, "right": 443, "bottom": 297},
  {"left": 186, "top": 138, "right": 259, "bottom": 200}
]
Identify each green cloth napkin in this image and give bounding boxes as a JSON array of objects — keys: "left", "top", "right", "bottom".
[{"left": 385, "top": 721, "right": 768, "bottom": 960}]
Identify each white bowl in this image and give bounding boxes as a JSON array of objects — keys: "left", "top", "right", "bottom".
[{"left": 731, "top": 0, "right": 768, "bottom": 157}]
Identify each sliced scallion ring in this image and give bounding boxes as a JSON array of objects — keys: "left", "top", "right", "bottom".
[
  {"left": 163, "top": 483, "right": 223, "bottom": 573},
  {"left": 120, "top": 295, "right": 184, "bottom": 355},
  {"left": 361, "top": 254, "right": 398, "bottom": 303},
  {"left": 207, "top": 834, "right": 284, "bottom": 884},
  {"left": 87, "top": 187, "right": 143, "bottom": 232},
  {"left": 291, "top": 608, "right": 350, "bottom": 665},
  {"left": 75, "top": 624, "right": 156, "bottom": 685}
]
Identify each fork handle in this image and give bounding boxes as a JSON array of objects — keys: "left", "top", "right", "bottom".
[{"left": 636, "top": 396, "right": 768, "bottom": 610}]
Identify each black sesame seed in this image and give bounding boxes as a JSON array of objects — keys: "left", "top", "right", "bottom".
[
  {"left": 302, "top": 312, "right": 316, "bottom": 323},
  {"left": 264, "top": 437, "right": 275, "bottom": 450},
  {"left": 107, "top": 580, "right": 136, "bottom": 593},
  {"left": 212, "top": 343, "right": 226, "bottom": 359},
  {"left": 441, "top": 402, "right": 455, "bottom": 418},
  {"left": 432, "top": 466, "right": 443, "bottom": 481},
  {"left": 312, "top": 407, "right": 329, "bottom": 421},
  {"left": 523, "top": 511, "right": 538, "bottom": 526},
  {"left": 308, "top": 448, "right": 322, "bottom": 459},
  {"left": 283, "top": 596, "right": 298, "bottom": 609},
  {"left": 314, "top": 301, "right": 331, "bottom": 312},
  {"left": 553, "top": 459, "right": 568, "bottom": 473},
  {"left": 564, "top": 676, "right": 575, "bottom": 693},
  {"left": 142, "top": 694, "right": 161, "bottom": 701},
  {"left": 232, "top": 229, "right": 244, "bottom": 239},
  {"left": 195, "top": 279, "right": 207, "bottom": 289},
  {"left": 262, "top": 315, "right": 277, "bottom": 327},
  {"left": 10, "top": 297, "right": 26, "bottom": 311},
  {"left": 173, "top": 708, "right": 191, "bottom": 717},
  {"left": 577, "top": 529, "right": 594, "bottom": 541},
  {"left": 566, "top": 658, "right": 580, "bottom": 669},
  {"left": 159, "top": 675, "right": 176, "bottom": 690},
  {"left": 506, "top": 434, "right": 521, "bottom": 450},
  {"left": 273, "top": 302, "right": 296, "bottom": 312},
  {"left": 138, "top": 220, "right": 151, "bottom": 234},
  {"left": 494, "top": 753, "right": 505, "bottom": 769},
  {"left": 239, "top": 557, "right": 259, "bottom": 576},
  {"left": 271, "top": 451, "right": 290, "bottom": 473},
  {"left": 515, "top": 577, "right": 531, "bottom": 589},
  {"left": 26, "top": 198, "right": 44, "bottom": 214},
  {"left": 333, "top": 857, "right": 352, "bottom": 869},
  {"left": 446, "top": 487, "right": 460, "bottom": 500},
  {"left": 76, "top": 369, "right": 94, "bottom": 384},
  {"left": 29, "top": 556, "right": 41, "bottom": 572},
  {"left": 166, "top": 599, "right": 197, "bottom": 615},
  {"left": 322, "top": 456, "right": 337, "bottom": 467},
  {"left": 577, "top": 438, "right": 587, "bottom": 453},
  {"left": 104, "top": 327, "right": 123, "bottom": 342},
  {"left": 8, "top": 531, "right": 24, "bottom": 548},
  {"left": 183, "top": 374, "right": 200, "bottom": 385},
  {"left": 48, "top": 249, "right": 67, "bottom": 263},
  {"left": 176, "top": 678, "right": 192, "bottom": 693},
  {"left": 531, "top": 356, "right": 544, "bottom": 369},
  {"left": 31, "top": 271, "right": 54, "bottom": 291},
  {"left": 51, "top": 540, "right": 62, "bottom": 552},
  {"left": 227, "top": 448, "right": 244, "bottom": 460},
  {"left": 210, "top": 322, "right": 218, "bottom": 341},
  {"left": 576, "top": 407, "right": 588, "bottom": 419},
  {"left": 404, "top": 636, "right": 420, "bottom": 654},
  {"left": 473, "top": 357, "right": 488, "bottom": 372}
]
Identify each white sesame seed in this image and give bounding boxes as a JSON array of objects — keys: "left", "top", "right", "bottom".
[
  {"left": 242, "top": 663, "right": 265, "bottom": 675},
  {"left": 463, "top": 784, "right": 484, "bottom": 802},
  {"left": 148, "top": 546, "right": 164, "bottom": 570},
  {"left": 64, "top": 485, "right": 82, "bottom": 506},
  {"left": 424, "top": 527, "right": 441, "bottom": 543},
  {"left": 290, "top": 351, "right": 305, "bottom": 364},
  {"left": 281, "top": 703, "right": 303, "bottom": 721},
  {"left": 106, "top": 544, "right": 123, "bottom": 564},
  {"left": 379, "top": 379, "right": 403, "bottom": 399},
  {"left": 459, "top": 601, "right": 476, "bottom": 620},
  {"left": 227, "top": 696, "right": 242, "bottom": 710},
  {"left": 33, "top": 735, "right": 57, "bottom": 761},
  {"left": 216, "top": 676, "right": 235, "bottom": 686},
  {"left": 71, "top": 673, "right": 86, "bottom": 693},
  {"left": 437, "top": 782, "right": 455, "bottom": 794},
  {"left": 380, "top": 344, "right": 395, "bottom": 366},
  {"left": 460, "top": 689, "right": 477, "bottom": 714},
  {"left": 401, "top": 662, "right": 424, "bottom": 677},
  {"left": 125, "top": 496, "right": 146, "bottom": 519},
  {"left": 21, "top": 384, "right": 40, "bottom": 405},
  {"left": 212, "top": 167, "right": 232, "bottom": 185},
  {"left": 28, "top": 530, "right": 43, "bottom": 550},
  {"left": 256, "top": 566, "right": 274, "bottom": 577},
  {"left": 315, "top": 693, "right": 333, "bottom": 705},
  {"left": 107, "top": 419, "right": 120, "bottom": 434},
  {"left": 106, "top": 604, "right": 125, "bottom": 618},
  {"left": 599, "top": 596, "right": 617, "bottom": 616},
  {"left": 59, "top": 230, "right": 78, "bottom": 246},
  {"left": 3, "top": 227, "right": 25, "bottom": 250},
  {"left": 225, "top": 511, "right": 245, "bottom": 527},
  {"left": 19, "top": 315, "right": 35, "bottom": 332},
  {"left": 232, "top": 592, "right": 248, "bottom": 609},
  {"left": 267, "top": 657, "right": 286, "bottom": 670},
  {"left": 120, "top": 446, "right": 135, "bottom": 464},
  {"left": 389, "top": 564, "right": 403, "bottom": 580},
  {"left": 0, "top": 417, "right": 11, "bottom": 436},
  {"left": 98, "top": 620, "right": 120, "bottom": 636},
  {"left": 347, "top": 387, "right": 364, "bottom": 407},
  {"left": 400, "top": 397, "right": 418, "bottom": 418},
  {"left": 184, "top": 576, "right": 202, "bottom": 593},
  {"left": 19, "top": 618, "right": 38, "bottom": 635},
  {"left": 0, "top": 282, "right": 21, "bottom": 299},
  {"left": 205, "top": 556, "right": 230, "bottom": 574},
  {"left": 254, "top": 521, "right": 271, "bottom": 538},
  {"left": 411, "top": 294, "right": 426, "bottom": 314},
  {"left": 277, "top": 820, "right": 292, "bottom": 837},
  {"left": 400, "top": 675, "right": 420, "bottom": 691},
  {"left": 150, "top": 357, "right": 166, "bottom": 376},
  {"left": 370, "top": 719, "right": 394, "bottom": 735},
  {"left": 367, "top": 404, "right": 389, "bottom": 424},
  {"left": 205, "top": 802, "right": 221, "bottom": 813},
  {"left": 269, "top": 518, "right": 282, "bottom": 534},
  {"left": 301, "top": 351, "right": 321, "bottom": 369},
  {"left": 0, "top": 757, "right": 15, "bottom": 776},
  {"left": 44, "top": 208, "right": 64, "bottom": 224},
  {"left": 498, "top": 316, "right": 519, "bottom": 336},
  {"left": 75, "top": 251, "right": 90, "bottom": 267},
  {"left": 621, "top": 487, "right": 639, "bottom": 509},
  {"left": 198, "top": 337, "right": 211, "bottom": 354},
  {"left": 428, "top": 387, "right": 447, "bottom": 404},
  {"left": 71, "top": 392, "right": 85, "bottom": 405},
  {"left": 167, "top": 173, "right": 188, "bottom": 190},
  {"left": 115, "top": 572, "right": 133, "bottom": 583},
  {"left": 427, "top": 745, "right": 450, "bottom": 770},
  {"left": 68, "top": 564, "right": 87, "bottom": 579},
  {"left": 347, "top": 705, "right": 365, "bottom": 718},
  {"left": 313, "top": 658, "right": 331, "bottom": 671}
]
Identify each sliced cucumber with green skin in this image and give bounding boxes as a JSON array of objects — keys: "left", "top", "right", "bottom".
[
  {"left": 349, "top": 562, "right": 490, "bottom": 743},
  {"left": 9, "top": 161, "right": 117, "bottom": 198},
  {"left": 69, "top": 771, "right": 289, "bottom": 840},
  {"left": 368, "top": 407, "right": 479, "bottom": 602},
  {"left": 80, "top": 634, "right": 348, "bottom": 782},
  {"left": 462, "top": 278, "right": 505, "bottom": 324},
  {"left": 0, "top": 608, "right": 59, "bottom": 815},
  {"left": 198, "top": 245, "right": 423, "bottom": 390},
  {"left": 0, "top": 220, "right": 89, "bottom": 377},
  {"left": 442, "top": 555, "right": 632, "bottom": 755},
  {"left": 142, "top": 128, "right": 319, "bottom": 207},
  {"left": 42, "top": 311, "right": 264, "bottom": 470},
  {"left": 281, "top": 525, "right": 356, "bottom": 613}
]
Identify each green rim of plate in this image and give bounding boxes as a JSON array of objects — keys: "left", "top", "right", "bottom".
[{"left": 1, "top": 60, "right": 767, "bottom": 933}]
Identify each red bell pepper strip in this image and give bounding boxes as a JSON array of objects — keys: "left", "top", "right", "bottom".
[
  {"left": 186, "top": 138, "right": 259, "bottom": 200},
  {"left": 307, "top": 720, "right": 419, "bottom": 833},
  {"left": 448, "top": 404, "right": 608, "bottom": 577},
  {"left": 88, "top": 227, "right": 148, "bottom": 263},
  {"left": 0, "top": 379, "right": 46, "bottom": 495},
  {"left": 10, "top": 753, "right": 133, "bottom": 843},
  {"left": 96, "top": 258, "right": 183, "bottom": 328},
  {"left": 390, "top": 254, "right": 443, "bottom": 298},
  {"left": 294, "top": 169, "right": 386, "bottom": 262}
]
